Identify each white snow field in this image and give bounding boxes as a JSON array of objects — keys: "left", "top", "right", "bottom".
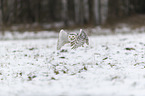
[{"left": 1, "top": 30, "right": 145, "bottom": 96}]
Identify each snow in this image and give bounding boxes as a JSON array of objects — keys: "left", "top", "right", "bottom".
[
  {"left": 0, "top": 31, "right": 57, "bottom": 40},
  {"left": 1, "top": 29, "right": 145, "bottom": 96}
]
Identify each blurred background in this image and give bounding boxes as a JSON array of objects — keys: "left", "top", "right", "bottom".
[{"left": 0, "top": 0, "right": 145, "bottom": 32}]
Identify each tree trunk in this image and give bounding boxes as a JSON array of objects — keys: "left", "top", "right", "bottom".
[
  {"left": 74, "top": 0, "right": 80, "bottom": 24},
  {"left": 93, "top": 0, "right": 101, "bottom": 25},
  {"left": 83, "top": 0, "right": 89, "bottom": 24},
  {"left": 62, "top": 0, "right": 68, "bottom": 26},
  {"left": 0, "top": 0, "right": 2, "bottom": 24},
  {"left": 100, "top": 0, "right": 108, "bottom": 24}
]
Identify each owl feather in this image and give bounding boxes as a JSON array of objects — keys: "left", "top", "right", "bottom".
[
  {"left": 71, "top": 29, "right": 89, "bottom": 49},
  {"left": 57, "top": 30, "right": 69, "bottom": 50},
  {"left": 57, "top": 29, "right": 89, "bottom": 50}
]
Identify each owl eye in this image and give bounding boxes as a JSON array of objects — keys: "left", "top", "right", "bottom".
[
  {"left": 72, "top": 36, "right": 75, "bottom": 38},
  {"left": 69, "top": 36, "right": 71, "bottom": 38}
]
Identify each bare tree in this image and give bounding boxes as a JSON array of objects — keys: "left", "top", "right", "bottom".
[{"left": 0, "top": 0, "right": 145, "bottom": 28}]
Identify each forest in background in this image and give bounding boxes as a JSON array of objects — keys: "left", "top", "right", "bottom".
[{"left": 0, "top": 0, "right": 145, "bottom": 31}]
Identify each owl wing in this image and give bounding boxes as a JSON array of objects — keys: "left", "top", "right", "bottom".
[
  {"left": 57, "top": 30, "right": 69, "bottom": 50},
  {"left": 78, "top": 29, "right": 89, "bottom": 45}
]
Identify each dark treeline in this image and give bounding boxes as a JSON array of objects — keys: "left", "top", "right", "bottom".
[{"left": 0, "top": 0, "right": 145, "bottom": 27}]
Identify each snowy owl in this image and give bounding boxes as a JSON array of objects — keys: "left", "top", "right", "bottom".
[{"left": 57, "top": 29, "right": 89, "bottom": 50}]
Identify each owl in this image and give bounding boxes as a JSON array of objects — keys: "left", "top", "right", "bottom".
[{"left": 57, "top": 29, "right": 89, "bottom": 50}]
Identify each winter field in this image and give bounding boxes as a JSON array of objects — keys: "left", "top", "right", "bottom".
[{"left": 1, "top": 27, "right": 145, "bottom": 96}]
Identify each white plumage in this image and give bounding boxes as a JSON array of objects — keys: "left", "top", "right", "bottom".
[{"left": 57, "top": 29, "right": 89, "bottom": 50}]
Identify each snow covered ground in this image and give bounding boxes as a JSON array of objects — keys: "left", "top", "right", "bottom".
[{"left": 1, "top": 29, "right": 145, "bottom": 96}]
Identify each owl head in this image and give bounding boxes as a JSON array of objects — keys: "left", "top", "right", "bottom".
[{"left": 68, "top": 33, "right": 78, "bottom": 42}]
